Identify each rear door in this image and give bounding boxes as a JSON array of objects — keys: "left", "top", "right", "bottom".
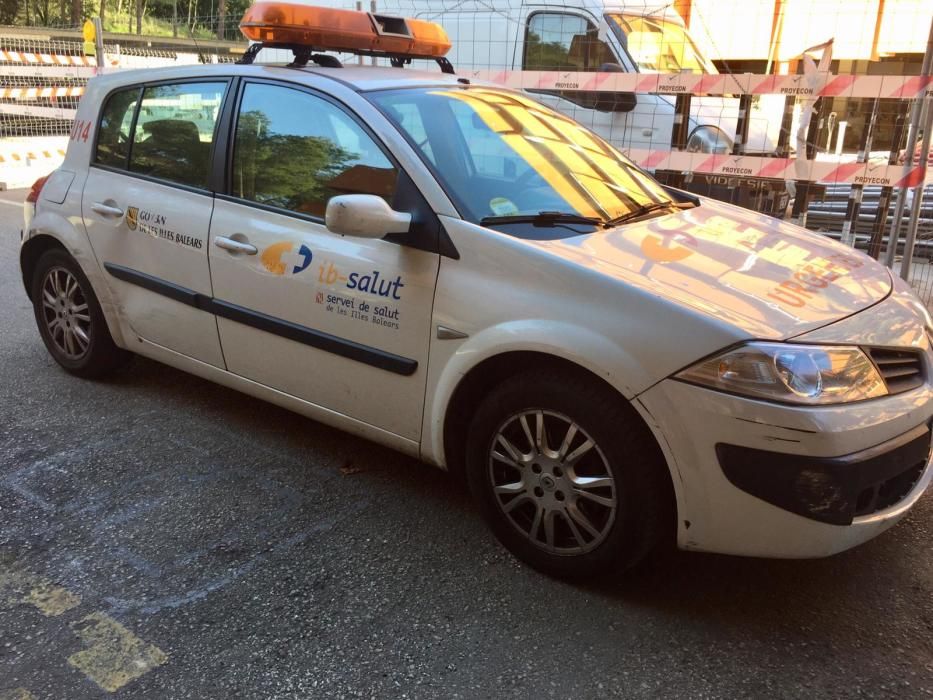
[
  {"left": 207, "top": 81, "right": 440, "bottom": 441},
  {"left": 81, "top": 79, "right": 230, "bottom": 367}
]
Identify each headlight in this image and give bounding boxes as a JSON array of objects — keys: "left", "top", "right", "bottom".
[
  {"left": 676, "top": 342, "right": 887, "bottom": 405},
  {"left": 686, "top": 125, "right": 733, "bottom": 154}
]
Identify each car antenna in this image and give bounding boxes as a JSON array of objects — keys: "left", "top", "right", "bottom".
[{"left": 183, "top": 20, "right": 209, "bottom": 65}]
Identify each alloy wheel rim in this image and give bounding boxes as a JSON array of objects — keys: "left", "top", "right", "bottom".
[
  {"left": 488, "top": 409, "right": 617, "bottom": 555},
  {"left": 40, "top": 266, "right": 91, "bottom": 360}
]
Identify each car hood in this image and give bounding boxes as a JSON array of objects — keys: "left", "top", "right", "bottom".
[{"left": 533, "top": 198, "right": 892, "bottom": 339}]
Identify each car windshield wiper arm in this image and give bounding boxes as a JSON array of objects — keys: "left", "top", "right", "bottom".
[
  {"left": 480, "top": 211, "right": 602, "bottom": 227},
  {"left": 604, "top": 200, "right": 690, "bottom": 227}
]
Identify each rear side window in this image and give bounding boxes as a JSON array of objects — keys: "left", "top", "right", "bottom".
[
  {"left": 231, "top": 83, "right": 398, "bottom": 218},
  {"left": 129, "top": 82, "right": 227, "bottom": 189},
  {"left": 95, "top": 87, "right": 139, "bottom": 168}
]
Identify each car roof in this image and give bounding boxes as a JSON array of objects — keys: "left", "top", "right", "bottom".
[{"left": 89, "top": 61, "right": 476, "bottom": 93}]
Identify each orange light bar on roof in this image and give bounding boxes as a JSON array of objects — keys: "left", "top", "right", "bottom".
[{"left": 239, "top": 3, "right": 451, "bottom": 58}]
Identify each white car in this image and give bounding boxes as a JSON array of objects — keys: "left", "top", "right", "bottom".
[{"left": 20, "top": 8, "right": 932, "bottom": 579}]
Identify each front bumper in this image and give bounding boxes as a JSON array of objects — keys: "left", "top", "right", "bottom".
[
  {"left": 717, "top": 423, "right": 930, "bottom": 526},
  {"left": 637, "top": 378, "right": 933, "bottom": 558}
]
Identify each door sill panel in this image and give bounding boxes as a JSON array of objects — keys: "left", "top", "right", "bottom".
[{"left": 133, "top": 337, "right": 422, "bottom": 460}]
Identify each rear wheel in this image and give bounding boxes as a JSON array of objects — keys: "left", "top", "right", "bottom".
[
  {"left": 466, "top": 369, "right": 671, "bottom": 579},
  {"left": 31, "top": 248, "right": 130, "bottom": 378}
]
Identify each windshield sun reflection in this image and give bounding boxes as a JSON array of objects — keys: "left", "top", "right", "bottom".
[{"left": 372, "top": 86, "right": 672, "bottom": 229}]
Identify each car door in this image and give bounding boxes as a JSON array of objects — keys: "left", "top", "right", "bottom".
[
  {"left": 208, "top": 81, "right": 439, "bottom": 441},
  {"left": 81, "top": 79, "right": 230, "bottom": 367}
]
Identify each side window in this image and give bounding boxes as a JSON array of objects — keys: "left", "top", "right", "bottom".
[
  {"left": 129, "top": 82, "right": 227, "bottom": 189},
  {"left": 523, "top": 13, "right": 619, "bottom": 109},
  {"left": 232, "top": 83, "right": 398, "bottom": 218},
  {"left": 95, "top": 87, "right": 139, "bottom": 168}
]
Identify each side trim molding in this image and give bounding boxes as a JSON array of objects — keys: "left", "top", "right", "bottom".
[
  {"left": 105, "top": 262, "right": 209, "bottom": 309},
  {"left": 104, "top": 262, "right": 418, "bottom": 376}
]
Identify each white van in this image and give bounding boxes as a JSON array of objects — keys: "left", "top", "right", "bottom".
[{"left": 364, "top": 0, "right": 789, "bottom": 215}]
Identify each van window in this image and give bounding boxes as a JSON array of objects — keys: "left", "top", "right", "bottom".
[
  {"left": 524, "top": 13, "right": 617, "bottom": 72},
  {"left": 129, "top": 82, "right": 226, "bottom": 189},
  {"left": 231, "top": 83, "right": 398, "bottom": 218},
  {"left": 523, "top": 13, "right": 619, "bottom": 108},
  {"left": 95, "top": 87, "right": 140, "bottom": 168},
  {"left": 607, "top": 14, "right": 712, "bottom": 74}
]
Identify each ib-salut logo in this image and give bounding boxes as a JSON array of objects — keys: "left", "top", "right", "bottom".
[
  {"left": 318, "top": 261, "right": 404, "bottom": 300},
  {"left": 261, "top": 241, "right": 314, "bottom": 276},
  {"left": 316, "top": 261, "right": 404, "bottom": 330}
]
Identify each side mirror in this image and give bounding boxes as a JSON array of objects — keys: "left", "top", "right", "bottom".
[
  {"left": 594, "top": 62, "right": 637, "bottom": 113},
  {"left": 325, "top": 194, "right": 411, "bottom": 239},
  {"left": 591, "top": 91, "right": 637, "bottom": 113}
]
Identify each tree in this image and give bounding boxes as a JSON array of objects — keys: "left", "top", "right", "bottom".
[{"left": 0, "top": 0, "right": 18, "bottom": 23}]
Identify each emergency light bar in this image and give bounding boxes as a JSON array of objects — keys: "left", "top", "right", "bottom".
[{"left": 237, "top": 3, "right": 454, "bottom": 72}]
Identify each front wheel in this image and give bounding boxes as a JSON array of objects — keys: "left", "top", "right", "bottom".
[{"left": 466, "top": 369, "right": 672, "bottom": 579}]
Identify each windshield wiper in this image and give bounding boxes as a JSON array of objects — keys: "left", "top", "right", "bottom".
[
  {"left": 604, "top": 200, "right": 691, "bottom": 228},
  {"left": 480, "top": 211, "right": 602, "bottom": 228}
]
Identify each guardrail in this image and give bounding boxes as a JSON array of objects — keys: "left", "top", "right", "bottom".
[{"left": 0, "top": 32, "right": 240, "bottom": 119}]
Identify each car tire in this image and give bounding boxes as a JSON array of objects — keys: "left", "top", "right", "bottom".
[
  {"left": 465, "top": 368, "right": 672, "bottom": 579},
  {"left": 31, "top": 248, "right": 130, "bottom": 378}
]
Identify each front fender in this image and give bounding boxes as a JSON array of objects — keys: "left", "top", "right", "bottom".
[{"left": 420, "top": 319, "right": 640, "bottom": 469}]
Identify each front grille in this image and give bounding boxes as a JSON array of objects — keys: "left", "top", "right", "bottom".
[{"left": 867, "top": 347, "right": 925, "bottom": 395}]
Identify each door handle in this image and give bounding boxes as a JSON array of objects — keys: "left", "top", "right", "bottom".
[
  {"left": 91, "top": 202, "right": 125, "bottom": 218},
  {"left": 214, "top": 236, "right": 258, "bottom": 255}
]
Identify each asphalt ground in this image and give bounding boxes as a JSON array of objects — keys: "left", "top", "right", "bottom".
[{"left": 0, "top": 187, "right": 931, "bottom": 699}]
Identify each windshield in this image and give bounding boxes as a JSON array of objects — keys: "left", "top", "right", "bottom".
[
  {"left": 607, "top": 14, "right": 714, "bottom": 74},
  {"left": 370, "top": 87, "right": 671, "bottom": 228}
]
